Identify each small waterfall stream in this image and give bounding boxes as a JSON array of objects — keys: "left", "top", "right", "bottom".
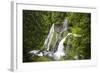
[
  {"left": 43, "top": 24, "right": 54, "bottom": 51},
  {"left": 52, "top": 19, "right": 68, "bottom": 60},
  {"left": 53, "top": 33, "right": 81, "bottom": 60},
  {"left": 53, "top": 35, "right": 67, "bottom": 60}
]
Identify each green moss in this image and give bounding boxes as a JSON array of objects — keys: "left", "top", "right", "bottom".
[{"left": 31, "top": 56, "right": 52, "bottom": 62}]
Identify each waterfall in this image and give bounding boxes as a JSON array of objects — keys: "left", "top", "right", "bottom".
[
  {"left": 53, "top": 33, "right": 81, "bottom": 60},
  {"left": 53, "top": 36, "right": 67, "bottom": 60},
  {"left": 63, "top": 18, "right": 68, "bottom": 32},
  {"left": 29, "top": 18, "right": 81, "bottom": 61},
  {"left": 44, "top": 24, "right": 54, "bottom": 51},
  {"left": 53, "top": 33, "right": 72, "bottom": 60},
  {"left": 52, "top": 19, "right": 68, "bottom": 60}
]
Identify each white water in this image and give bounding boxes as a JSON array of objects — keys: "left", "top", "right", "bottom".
[
  {"left": 44, "top": 24, "right": 54, "bottom": 51},
  {"left": 53, "top": 33, "right": 72, "bottom": 60},
  {"left": 29, "top": 50, "right": 43, "bottom": 56},
  {"left": 53, "top": 36, "right": 67, "bottom": 60},
  {"left": 52, "top": 19, "right": 68, "bottom": 60},
  {"left": 63, "top": 19, "right": 68, "bottom": 31},
  {"left": 29, "top": 33, "right": 81, "bottom": 58},
  {"left": 53, "top": 33, "right": 81, "bottom": 60}
]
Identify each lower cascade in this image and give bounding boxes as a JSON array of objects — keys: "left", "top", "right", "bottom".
[{"left": 53, "top": 35, "right": 67, "bottom": 60}]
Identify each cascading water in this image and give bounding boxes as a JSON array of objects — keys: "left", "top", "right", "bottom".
[
  {"left": 53, "top": 33, "right": 81, "bottom": 60},
  {"left": 44, "top": 24, "right": 54, "bottom": 51},
  {"left": 63, "top": 18, "right": 68, "bottom": 32},
  {"left": 52, "top": 19, "right": 68, "bottom": 60},
  {"left": 53, "top": 36, "right": 67, "bottom": 60}
]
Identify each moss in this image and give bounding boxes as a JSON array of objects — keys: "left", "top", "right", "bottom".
[{"left": 31, "top": 56, "right": 52, "bottom": 62}]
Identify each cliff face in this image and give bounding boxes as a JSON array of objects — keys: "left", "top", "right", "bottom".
[{"left": 54, "top": 24, "right": 63, "bottom": 33}]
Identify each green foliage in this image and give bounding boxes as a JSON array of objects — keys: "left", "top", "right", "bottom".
[
  {"left": 31, "top": 56, "right": 52, "bottom": 62},
  {"left": 23, "top": 10, "right": 91, "bottom": 62},
  {"left": 65, "top": 13, "right": 91, "bottom": 60}
]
